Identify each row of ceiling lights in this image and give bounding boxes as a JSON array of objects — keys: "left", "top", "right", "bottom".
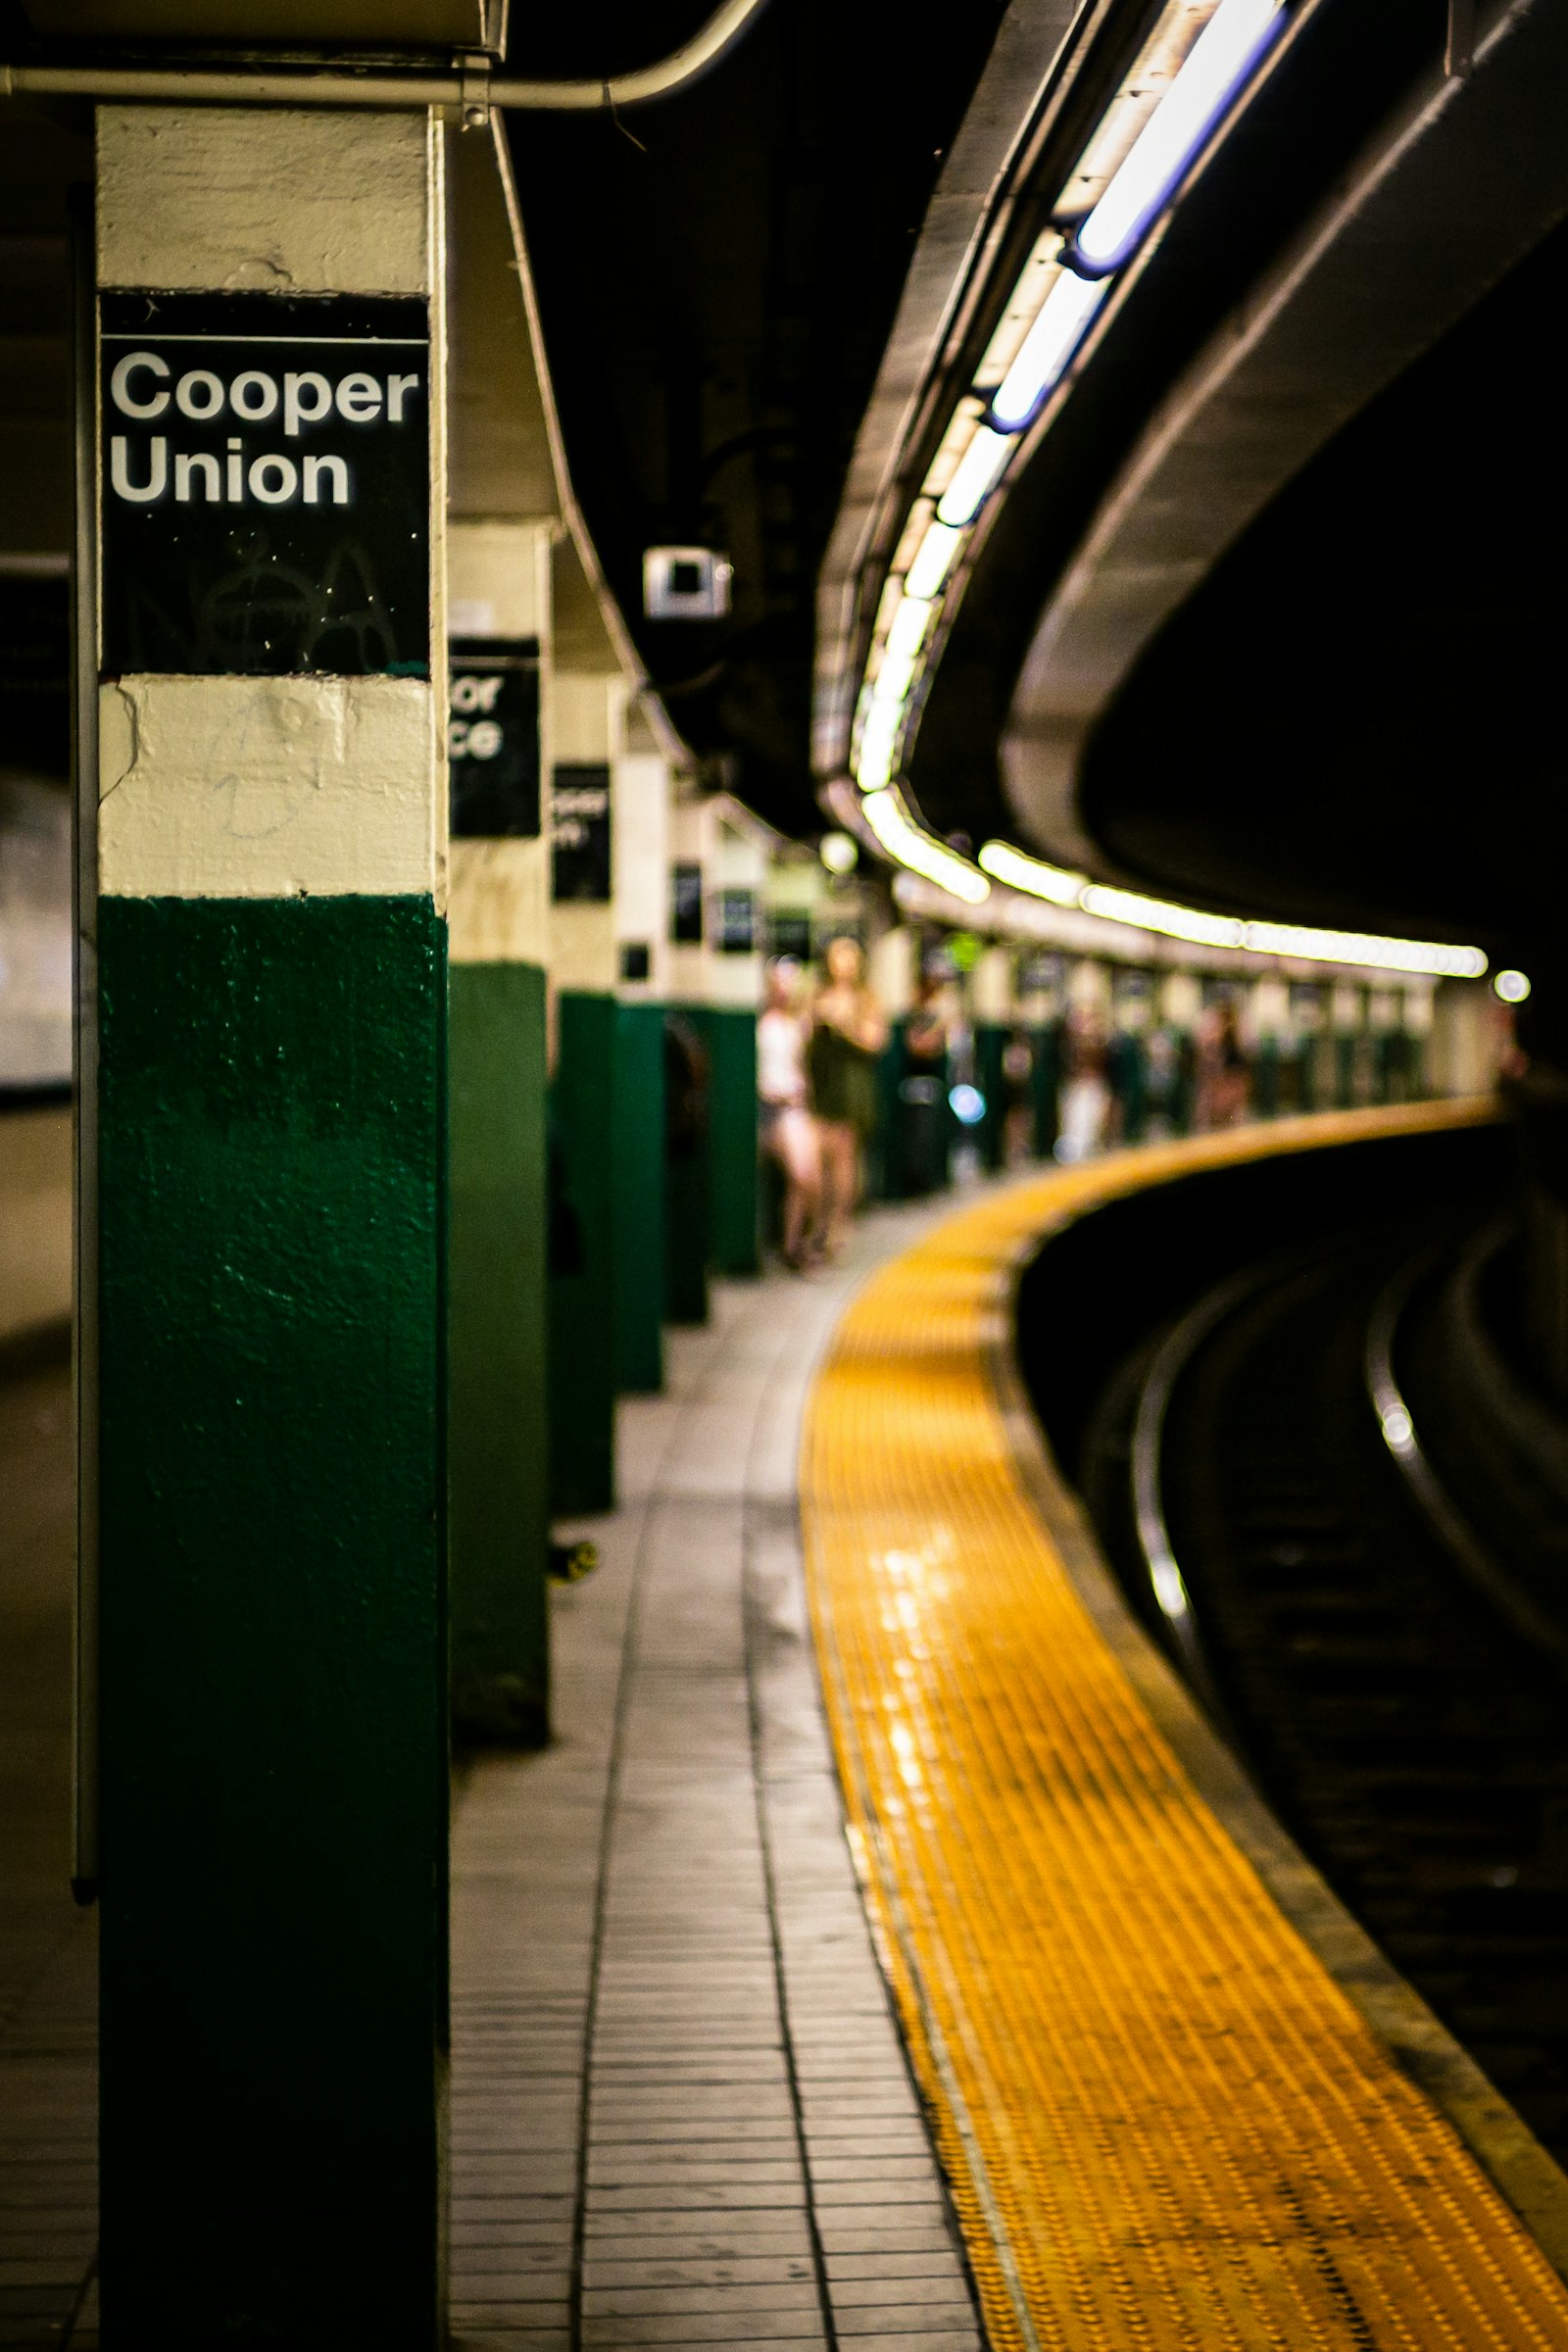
[{"left": 844, "top": 0, "right": 1489, "bottom": 984}]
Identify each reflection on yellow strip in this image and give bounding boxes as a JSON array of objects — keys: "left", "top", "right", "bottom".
[{"left": 803, "top": 1102, "right": 1568, "bottom": 2351}]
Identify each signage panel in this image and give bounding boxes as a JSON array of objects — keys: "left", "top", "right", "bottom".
[
  {"left": 670, "top": 861, "right": 704, "bottom": 945},
  {"left": 100, "top": 289, "right": 430, "bottom": 678},
  {"left": 551, "top": 764, "right": 612, "bottom": 903},
  {"left": 448, "top": 637, "right": 541, "bottom": 838},
  {"left": 715, "top": 888, "right": 758, "bottom": 954}
]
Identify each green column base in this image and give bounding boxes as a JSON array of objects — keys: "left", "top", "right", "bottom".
[
  {"left": 614, "top": 1001, "right": 666, "bottom": 1395},
  {"left": 974, "top": 1022, "right": 1008, "bottom": 1173},
  {"left": 1030, "top": 1023, "right": 1061, "bottom": 1161},
  {"left": 449, "top": 959, "right": 549, "bottom": 1746},
  {"left": 549, "top": 990, "right": 616, "bottom": 1516},
  {"left": 97, "top": 893, "right": 447, "bottom": 2347},
  {"left": 692, "top": 1004, "right": 759, "bottom": 1277}
]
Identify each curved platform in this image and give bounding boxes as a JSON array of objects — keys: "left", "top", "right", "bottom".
[{"left": 803, "top": 1102, "right": 1568, "bottom": 2351}]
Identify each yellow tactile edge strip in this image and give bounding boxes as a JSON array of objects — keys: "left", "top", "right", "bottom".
[{"left": 803, "top": 1102, "right": 1568, "bottom": 2352}]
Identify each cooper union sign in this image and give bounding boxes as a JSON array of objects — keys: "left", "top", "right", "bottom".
[{"left": 99, "top": 289, "right": 430, "bottom": 678}]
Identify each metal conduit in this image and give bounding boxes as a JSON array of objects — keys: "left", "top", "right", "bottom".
[{"left": 1, "top": 0, "right": 768, "bottom": 112}]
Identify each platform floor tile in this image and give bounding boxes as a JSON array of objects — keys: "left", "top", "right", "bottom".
[{"left": 451, "top": 1202, "right": 986, "bottom": 2352}]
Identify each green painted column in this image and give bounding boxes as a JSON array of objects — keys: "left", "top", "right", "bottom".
[
  {"left": 1031, "top": 1021, "right": 1062, "bottom": 1160},
  {"left": 90, "top": 108, "right": 448, "bottom": 2345},
  {"left": 974, "top": 1022, "right": 1008, "bottom": 1173},
  {"left": 613, "top": 1000, "right": 666, "bottom": 1393},
  {"left": 444, "top": 519, "right": 555, "bottom": 1748},
  {"left": 448, "top": 961, "right": 549, "bottom": 1742},
  {"left": 549, "top": 989, "right": 617, "bottom": 1514},
  {"left": 664, "top": 1012, "right": 711, "bottom": 1328},
  {"left": 695, "top": 1004, "right": 760, "bottom": 1277}
]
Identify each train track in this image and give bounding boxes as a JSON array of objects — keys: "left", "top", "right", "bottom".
[{"left": 1082, "top": 1214, "right": 1568, "bottom": 2164}]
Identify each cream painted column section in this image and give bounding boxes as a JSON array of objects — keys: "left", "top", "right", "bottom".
[
  {"left": 551, "top": 672, "right": 626, "bottom": 991},
  {"left": 613, "top": 745, "right": 671, "bottom": 1001},
  {"left": 871, "top": 925, "right": 916, "bottom": 1020},
  {"left": 710, "top": 806, "right": 766, "bottom": 1009},
  {"left": 670, "top": 794, "right": 710, "bottom": 1006},
  {"left": 973, "top": 946, "right": 1014, "bottom": 1024},
  {"left": 448, "top": 517, "right": 554, "bottom": 966}
]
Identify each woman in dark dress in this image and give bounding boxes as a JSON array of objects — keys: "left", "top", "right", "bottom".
[{"left": 809, "top": 938, "right": 888, "bottom": 1257}]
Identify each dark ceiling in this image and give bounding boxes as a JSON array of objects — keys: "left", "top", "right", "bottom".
[
  {"left": 1081, "top": 201, "right": 1568, "bottom": 985},
  {"left": 505, "top": 0, "right": 1008, "bottom": 837}
]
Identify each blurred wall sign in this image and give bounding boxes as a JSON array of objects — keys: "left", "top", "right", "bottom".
[
  {"left": 768, "top": 909, "right": 811, "bottom": 960},
  {"left": 448, "top": 637, "right": 540, "bottom": 838},
  {"left": 99, "top": 289, "right": 429, "bottom": 677},
  {"left": 670, "top": 861, "right": 704, "bottom": 944},
  {"left": 551, "top": 764, "right": 612, "bottom": 903},
  {"left": 715, "top": 888, "right": 758, "bottom": 954}
]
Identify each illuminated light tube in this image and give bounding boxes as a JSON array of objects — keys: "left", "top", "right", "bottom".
[
  {"left": 904, "top": 517, "right": 965, "bottom": 601},
  {"left": 871, "top": 646, "right": 919, "bottom": 707},
  {"left": 1242, "top": 920, "right": 1488, "bottom": 978},
  {"left": 978, "top": 838, "right": 1084, "bottom": 906},
  {"left": 935, "top": 425, "right": 1013, "bottom": 527},
  {"left": 1074, "top": 0, "right": 1288, "bottom": 274},
  {"left": 861, "top": 787, "right": 991, "bottom": 905},
  {"left": 1080, "top": 882, "right": 1246, "bottom": 949},
  {"left": 885, "top": 593, "right": 936, "bottom": 661},
  {"left": 991, "top": 270, "right": 1106, "bottom": 431},
  {"left": 854, "top": 703, "right": 901, "bottom": 793}
]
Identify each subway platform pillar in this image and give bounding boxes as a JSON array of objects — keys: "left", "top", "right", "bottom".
[
  {"left": 670, "top": 794, "right": 763, "bottom": 1276},
  {"left": 447, "top": 520, "right": 552, "bottom": 1742},
  {"left": 90, "top": 108, "right": 448, "bottom": 2345},
  {"left": 612, "top": 722, "right": 671, "bottom": 1391},
  {"left": 547, "top": 651, "right": 626, "bottom": 1512}
]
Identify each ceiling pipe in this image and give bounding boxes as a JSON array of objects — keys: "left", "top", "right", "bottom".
[{"left": 0, "top": 0, "right": 769, "bottom": 115}]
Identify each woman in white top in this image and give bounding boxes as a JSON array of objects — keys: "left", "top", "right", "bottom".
[{"left": 758, "top": 958, "right": 821, "bottom": 1269}]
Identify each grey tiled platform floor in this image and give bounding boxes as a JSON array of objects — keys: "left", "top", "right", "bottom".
[{"left": 450, "top": 1212, "right": 986, "bottom": 2352}]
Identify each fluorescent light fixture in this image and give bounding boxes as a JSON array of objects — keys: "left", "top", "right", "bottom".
[
  {"left": 855, "top": 699, "right": 902, "bottom": 792},
  {"left": 861, "top": 788, "right": 991, "bottom": 905},
  {"left": 978, "top": 839, "right": 1084, "bottom": 906},
  {"left": 991, "top": 270, "right": 1107, "bottom": 430},
  {"left": 1494, "top": 968, "right": 1531, "bottom": 1004},
  {"left": 1080, "top": 883, "right": 1246, "bottom": 949},
  {"left": 935, "top": 425, "right": 1012, "bottom": 527},
  {"left": 872, "top": 646, "right": 919, "bottom": 707},
  {"left": 1075, "top": 0, "right": 1287, "bottom": 273},
  {"left": 885, "top": 594, "right": 935, "bottom": 662},
  {"left": 1241, "top": 920, "right": 1486, "bottom": 977},
  {"left": 975, "top": 839, "right": 1486, "bottom": 972},
  {"left": 904, "top": 518, "right": 965, "bottom": 601}
]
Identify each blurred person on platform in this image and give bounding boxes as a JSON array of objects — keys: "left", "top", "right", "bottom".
[
  {"left": 1056, "top": 1002, "right": 1111, "bottom": 1162},
  {"left": 1196, "top": 996, "right": 1251, "bottom": 1129},
  {"left": 901, "top": 965, "right": 952, "bottom": 1197},
  {"left": 809, "top": 937, "right": 888, "bottom": 1257},
  {"left": 759, "top": 957, "right": 821, "bottom": 1270},
  {"left": 1002, "top": 1030, "right": 1035, "bottom": 1165}
]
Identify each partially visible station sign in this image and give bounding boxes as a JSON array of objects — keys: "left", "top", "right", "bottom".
[
  {"left": 99, "top": 289, "right": 429, "bottom": 678},
  {"left": 448, "top": 637, "right": 541, "bottom": 838},
  {"left": 715, "top": 888, "right": 758, "bottom": 954},
  {"left": 670, "top": 861, "right": 704, "bottom": 944},
  {"left": 551, "top": 765, "right": 612, "bottom": 903}
]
